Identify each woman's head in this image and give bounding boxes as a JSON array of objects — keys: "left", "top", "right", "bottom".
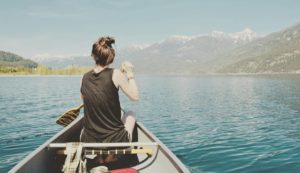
[{"left": 91, "top": 36, "right": 115, "bottom": 66}]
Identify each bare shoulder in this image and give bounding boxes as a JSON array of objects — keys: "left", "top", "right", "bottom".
[
  {"left": 113, "top": 68, "right": 122, "bottom": 76},
  {"left": 112, "top": 69, "right": 124, "bottom": 88},
  {"left": 113, "top": 68, "right": 126, "bottom": 79}
]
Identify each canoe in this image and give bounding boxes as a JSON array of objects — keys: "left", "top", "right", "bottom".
[{"left": 9, "top": 116, "right": 190, "bottom": 173}]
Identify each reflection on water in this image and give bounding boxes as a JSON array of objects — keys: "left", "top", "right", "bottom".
[{"left": 0, "top": 74, "right": 300, "bottom": 172}]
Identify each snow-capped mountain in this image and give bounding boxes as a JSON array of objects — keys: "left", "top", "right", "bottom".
[
  {"left": 211, "top": 28, "right": 258, "bottom": 44},
  {"left": 229, "top": 28, "right": 258, "bottom": 43},
  {"left": 215, "top": 23, "right": 300, "bottom": 73}
]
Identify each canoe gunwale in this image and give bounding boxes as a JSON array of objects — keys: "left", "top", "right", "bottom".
[
  {"left": 137, "top": 123, "right": 190, "bottom": 173},
  {"left": 8, "top": 116, "right": 83, "bottom": 173},
  {"left": 133, "top": 143, "right": 160, "bottom": 171}
]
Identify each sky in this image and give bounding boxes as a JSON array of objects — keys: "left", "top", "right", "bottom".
[{"left": 1, "top": 0, "right": 300, "bottom": 59}]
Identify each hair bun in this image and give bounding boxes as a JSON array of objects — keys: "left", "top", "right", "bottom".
[
  {"left": 97, "top": 36, "right": 115, "bottom": 48},
  {"left": 105, "top": 37, "right": 115, "bottom": 46}
]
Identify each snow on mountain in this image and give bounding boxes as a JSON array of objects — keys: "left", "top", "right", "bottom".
[
  {"left": 211, "top": 28, "right": 258, "bottom": 44},
  {"left": 124, "top": 43, "right": 150, "bottom": 50},
  {"left": 161, "top": 35, "right": 193, "bottom": 44},
  {"left": 229, "top": 28, "right": 258, "bottom": 43},
  {"left": 210, "top": 31, "right": 228, "bottom": 38},
  {"left": 119, "top": 44, "right": 150, "bottom": 55}
]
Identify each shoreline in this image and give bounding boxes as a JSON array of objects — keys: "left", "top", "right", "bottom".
[
  {"left": 144, "top": 72, "right": 300, "bottom": 76},
  {"left": 0, "top": 72, "right": 299, "bottom": 77}
]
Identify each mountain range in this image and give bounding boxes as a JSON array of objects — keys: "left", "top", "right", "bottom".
[
  {"left": 212, "top": 24, "right": 300, "bottom": 73},
  {"left": 116, "top": 28, "right": 258, "bottom": 74},
  {"left": 19, "top": 23, "right": 300, "bottom": 74}
]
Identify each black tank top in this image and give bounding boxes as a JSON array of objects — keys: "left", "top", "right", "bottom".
[{"left": 80, "top": 68, "right": 129, "bottom": 142}]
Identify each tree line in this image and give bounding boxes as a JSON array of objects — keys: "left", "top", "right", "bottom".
[{"left": 0, "top": 65, "right": 91, "bottom": 75}]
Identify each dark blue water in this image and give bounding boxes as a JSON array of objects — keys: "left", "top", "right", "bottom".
[{"left": 1, "top": 75, "right": 300, "bottom": 173}]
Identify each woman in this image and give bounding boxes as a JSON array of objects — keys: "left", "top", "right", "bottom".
[{"left": 80, "top": 36, "right": 139, "bottom": 144}]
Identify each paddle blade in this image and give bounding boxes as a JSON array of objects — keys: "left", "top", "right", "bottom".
[{"left": 56, "top": 105, "right": 83, "bottom": 127}]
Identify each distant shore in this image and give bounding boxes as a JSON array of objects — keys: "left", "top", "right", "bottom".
[
  {"left": 0, "top": 65, "right": 91, "bottom": 76},
  {"left": 0, "top": 74, "right": 83, "bottom": 77}
]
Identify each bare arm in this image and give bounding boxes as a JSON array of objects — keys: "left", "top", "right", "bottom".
[{"left": 113, "top": 69, "right": 139, "bottom": 101}]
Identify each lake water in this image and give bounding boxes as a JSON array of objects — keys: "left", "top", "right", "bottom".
[{"left": 0, "top": 74, "right": 300, "bottom": 173}]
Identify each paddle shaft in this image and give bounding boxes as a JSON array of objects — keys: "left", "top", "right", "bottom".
[
  {"left": 74, "top": 104, "right": 84, "bottom": 111},
  {"left": 74, "top": 104, "right": 124, "bottom": 113}
]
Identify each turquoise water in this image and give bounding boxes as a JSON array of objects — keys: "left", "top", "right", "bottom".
[{"left": 0, "top": 75, "right": 300, "bottom": 173}]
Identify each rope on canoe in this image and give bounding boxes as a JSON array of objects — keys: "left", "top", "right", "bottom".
[{"left": 62, "top": 142, "right": 87, "bottom": 173}]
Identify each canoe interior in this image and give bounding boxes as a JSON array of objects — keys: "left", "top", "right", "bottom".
[{"left": 9, "top": 117, "right": 189, "bottom": 173}]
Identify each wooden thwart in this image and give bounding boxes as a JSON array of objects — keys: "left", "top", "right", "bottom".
[
  {"left": 56, "top": 148, "right": 153, "bottom": 155},
  {"left": 49, "top": 142, "right": 157, "bottom": 156},
  {"left": 49, "top": 142, "right": 158, "bottom": 148}
]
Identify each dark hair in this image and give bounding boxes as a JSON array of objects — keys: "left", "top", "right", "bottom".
[{"left": 91, "top": 37, "right": 115, "bottom": 66}]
